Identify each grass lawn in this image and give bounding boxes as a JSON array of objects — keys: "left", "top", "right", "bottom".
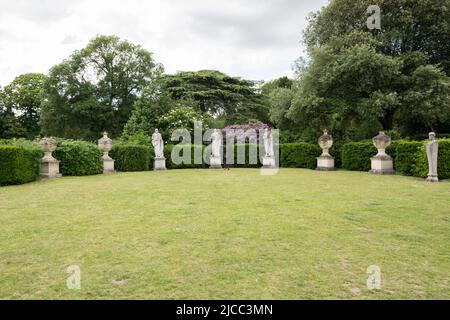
[{"left": 0, "top": 169, "right": 449, "bottom": 299}]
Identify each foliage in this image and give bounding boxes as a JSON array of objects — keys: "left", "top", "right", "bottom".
[
  {"left": 110, "top": 143, "right": 151, "bottom": 172},
  {"left": 394, "top": 141, "right": 423, "bottom": 175},
  {"left": 0, "top": 145, "right": 41, "bottom": 186},
  {"left": 40, "top": 35, "right": 162, "bottom": 140},
  {"left": 280, "top": 142, "right": 321, "bottom": 169},
  {"left": 54, "top": 140, "right": 103, "bottom": 176},
  {"left": 341, "top": 142, "right": 377, "bottom": 171},
  {"left": 162, "top": 70, "right": 269, "bottom": 125},
  {"left": 0, "top": 73, "right": 46, "bottom": 138}
]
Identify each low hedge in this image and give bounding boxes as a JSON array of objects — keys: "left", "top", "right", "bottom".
[
  {"left": 0, "top": 145, "right": 42, "bottom": 186},
  {"left": 394, "top": 141, "right": 423, "bottom": 175},
  {"left": 341, "top": 141, "right": 397, "bottom": 171},
  {"left": 54, "top": 140, "right": 103, "bottom": 176},
  {"left": 280, "top": 142, "right": 321, "bottom": 169},
  {"left": 110, "top": 144, "right": 151, "bottom": 172}
]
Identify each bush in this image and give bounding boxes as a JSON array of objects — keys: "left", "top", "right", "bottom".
[
  {"left": 165, "top": 144, "right": 206, "bottom": 169},
  {"left": 394, "top": 141, "right": 423, "bottom": 175},
  {"left": 341, "top": 142, "right": 376, "bottom": 171},
  {"left": 110, "top": 144, "right": 151, "bottom": 172},
  {"left": 280, "top": 142, "right": 321, "bottom": 169},
  {"left": 54, "top": 140, "right": 103, "bottom": 176},
  {"left": 0, "top": 146, "right": 42, "bottom": 186}
]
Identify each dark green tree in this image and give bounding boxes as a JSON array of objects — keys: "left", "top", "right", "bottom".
[{"left": 40, "top": 35, "right": 162, "bottom": 140}]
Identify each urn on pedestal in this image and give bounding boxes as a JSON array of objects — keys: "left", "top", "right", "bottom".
[
  {"left": 317, "top": 130, "right": 335, "bottom": 171},
  {"left": 98, "top": 132, "right": 115, "bottom": 174},
  {"left": 39, "top": 137, "right": 62, "bottom": 179},
  {"left": 370, "top": 131, "right": 395, "bottom": 175}
]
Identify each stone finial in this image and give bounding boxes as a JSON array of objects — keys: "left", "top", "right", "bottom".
[
  {"left": 39, "top": 137, "right": 61, "bottom": 178},
  {"left": 98, "top": 132, "right": 113, "bottom": 161},
  {"left": 39, "top": 137, "right": 57, "bottom": 162},
  {"left": 318, "top": 129, "right": 333, "bottom": 157},
  {"left": 372, "top": 131, "right": 392, "bottom": 157},
  {"left": 370, "top": 131, "right": 395, "bottom": 175}
]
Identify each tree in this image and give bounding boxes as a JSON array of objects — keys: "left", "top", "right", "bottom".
[
  {"left": 287, "top": 0, "right": 450, "bottom": 139},
  {"left": 40, "top": 35, "right": 162, "bottom": 140},
  {"left": 1, "top": 73, "right": 46, "bottom": 138},
  {"left": 162, "top": 70, "right": 269, "bottom": 125}
]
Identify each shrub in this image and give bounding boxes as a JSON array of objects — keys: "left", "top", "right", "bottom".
[
  {"left": 165, "top": 144, "right": 206, "bottom": 169},
  {"left": 394, "top": 141, "right": 423, "bottom": 175},
  {"left": 0, "top": 146, "right": 42, "bottom": 186},
  {"left": 54, "top": 140, "right": 103, "bottom": 176},
  {"left": 280, "top": 142, "right": 321, "bottom": 169},
  {"left": 110, "top": 144, "right": 151, "bottom": 172},
  {"left": 341, "top": 142, "right": 376, "bottom": 171}
]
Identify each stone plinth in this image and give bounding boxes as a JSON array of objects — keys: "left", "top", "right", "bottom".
[
  {"left": 317, "top": 155, "right": 335, "bottom": 171},
  {"left": 210, "top": 156, "right": 222, "bottom": 169},
  {"left": 41, "top": 159, "right": 62, "bottom": 179},
  {"left": 370, "top": 155, "right": 395, "bottom": 175},
  {"left": 103, "top": 158, "right": 115, "bottom": 174},
  {"left": 262, "top": 155, "right": 276, "bottom": 169},
  {"left": 154, "top": 157, "right": 167, "bottom": 171}
]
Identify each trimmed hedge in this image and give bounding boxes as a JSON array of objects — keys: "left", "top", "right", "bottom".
[
  {"left": 341, "top": 142, "right": 376, "bottom": 171},
  {"left": 0, "top": 146, "right": 42, "bottom": 186},
  {"left": 54, "top": 140, "right": 103, "bottom": 176},
  {"left": 394, "top": 141, "right": 423, "bottom": 175},
  {"left": 280, "top": 142, "right": 321, "bottom": 169},
  {"left": 110, "top": 144, "right": 151, "bottom": 172}
]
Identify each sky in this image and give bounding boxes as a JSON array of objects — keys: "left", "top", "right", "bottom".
[{"left": 0, "top": 0, "right": 329, "bottom": 87}]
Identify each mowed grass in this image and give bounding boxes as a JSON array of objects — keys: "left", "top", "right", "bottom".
[{"left": 0, "top": 169, "right": 449, "bottom": 300}]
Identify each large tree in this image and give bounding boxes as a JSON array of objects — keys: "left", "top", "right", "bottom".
[
  {"left": 1, "top": 73, "right": 46, "bottom": 138},
  {"left": 286, "top": 0, "right": 450, "bottom": 140},
  {"left": 40, "top": 35, "right": 162, "bottom": 140},
  {"left": 162, "top": 70, "right": 269, "bottom": 125}
]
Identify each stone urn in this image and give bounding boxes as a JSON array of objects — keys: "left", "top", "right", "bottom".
[
  {"left": 317, "top": 130, "right": 335, "bottom": 171},
  {"left": 370, "top": 131, "right": 395, "bottom": 175},
  {"left": 39, "top": 137, "right": 61, "bottom": 178},
  {"left": 98, "top": 132, "right": 115, "bottom": 173}
]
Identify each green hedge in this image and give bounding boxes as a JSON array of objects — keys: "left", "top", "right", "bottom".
[
  {"left": 54, "top": 140, "right": 103, "bottom": 176},
  {"left": 280, "top": 142, "right": 321, "bottom": 169},
  {"left": 394, "top": 141, "right": 423, "bottom": 175},
  {"left": 0, "top": 146, "right": 42, "bottom": 186},
  {"left": 341, "top": 142, "right": 376, "bottom": 171},
  {"left": 110, "top": 144, "right": 151, "bottom": 172}
]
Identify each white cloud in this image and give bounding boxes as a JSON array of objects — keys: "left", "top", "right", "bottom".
[{"left": 0, "top": 0, "right": 328, "bottom": 86}]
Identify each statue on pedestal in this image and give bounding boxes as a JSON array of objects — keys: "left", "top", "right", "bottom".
[
  {"left": 152, "top": 129, "right": 166, "bottom": 170},
  {"left": 426, "top": 132, "right": 439, "bottom": 183},
  {"left": 210, "top": 129, "right": 223, "bottom": 169}
]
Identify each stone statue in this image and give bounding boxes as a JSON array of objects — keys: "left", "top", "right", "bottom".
[
  {"left": 263, "top": 128, "right": 274, "bottom": 157},
  {"left": 211, "top": 129, "right": 223, "bottom": 158},
  {"left": 426, "top": 132, "right": 439, "bottom": 183},
  {"left": 98, "top": 132, "right": 115, "bottom": 174},
  {"left": 370, "top": 131, "right": 395, "bottom": 175},
  {"left": 152, "top": 129, "right": 164, "bottom": 158}
]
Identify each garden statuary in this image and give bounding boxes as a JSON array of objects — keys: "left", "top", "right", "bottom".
[
  {"left": 210, "top": 129, "right": 223, "bottom": 169},
  {"left": 39, "top": 137, "right": 61, "bottom": 179},
  {"left": 370, "top": 131, "right": 395, "bottom": 175},
  {"left": 98, "top": 132, "right": 115, "bottom": 174},
  {"left": 317, "top": 130, "right": 335, "bottom": 171},
  {"left": 152, "top": 129, "right": 166, "bottom": 170},
  {"left": 262, "top": 128, "right": 276, "bottom": 168},
  {"left": 426, "top": 132, "right": 439, "bottom": 183}
]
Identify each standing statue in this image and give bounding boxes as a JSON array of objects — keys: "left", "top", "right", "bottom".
[
  {"left": 426, "top": 132, "right": 439, "bottom": 183},
  {"left": 263, "top": 128, "right": 274, "bottom": 157},
  {"left": 152, "top": 129, "right": 165, "bottom": 158},
  {"left": 211, "top": 129, "right": 223, "bottom": 158}
]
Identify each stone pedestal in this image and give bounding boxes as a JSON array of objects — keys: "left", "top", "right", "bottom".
[
  {"left": 370, "top": 155, "right": 395, "bottom": 175},
  {"left": 426, "top": 175, "right": 439, "bottom": 183},
  {"left": 262, "top": 155, "right": 276, "bottom": 169},
  {"left": 154, "top": 157, "right": 167, "bottom": 171},
  {"left": 317, "top": 155, "right": 335, "bottom": 171},
  {"left": 41, "top": 159, "right": 62, "bottom": 179},
  {"left": 210, "top": 156, "right": 222, "bottom": 169},
  {"left": 103, "top": 158, "right": 115, "bottom": 174}
]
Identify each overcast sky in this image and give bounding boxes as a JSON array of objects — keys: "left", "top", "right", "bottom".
[{"left": 0, "top": 0, "right": 328, "bottom": 86}]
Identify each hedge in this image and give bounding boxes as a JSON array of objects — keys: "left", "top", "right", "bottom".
[
  {"left": 341, "top": 141, "right": 398, "bottom": 172},
  {"left": 0, "top": 146, "right": 42, "bottom": 186},
  {"left": 53, "top": 140, "right": 102, "bottom": 176},
  {"left": 280, "top": 142, "right": 321, "bottom": 169},
  {"left": 110, "top": 144, "right": 151, "bottom": 172},
  {"left": 394, "top": 141, "right": 423, "bottom": 175}
]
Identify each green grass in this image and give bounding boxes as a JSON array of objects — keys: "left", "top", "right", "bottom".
[{"left": 0, "top": 169, "right": 449, "bottom": 299}]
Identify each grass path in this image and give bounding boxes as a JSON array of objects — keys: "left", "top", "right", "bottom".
[{"left": 0, "top": 169, "right": 449, "bottom": 299}]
